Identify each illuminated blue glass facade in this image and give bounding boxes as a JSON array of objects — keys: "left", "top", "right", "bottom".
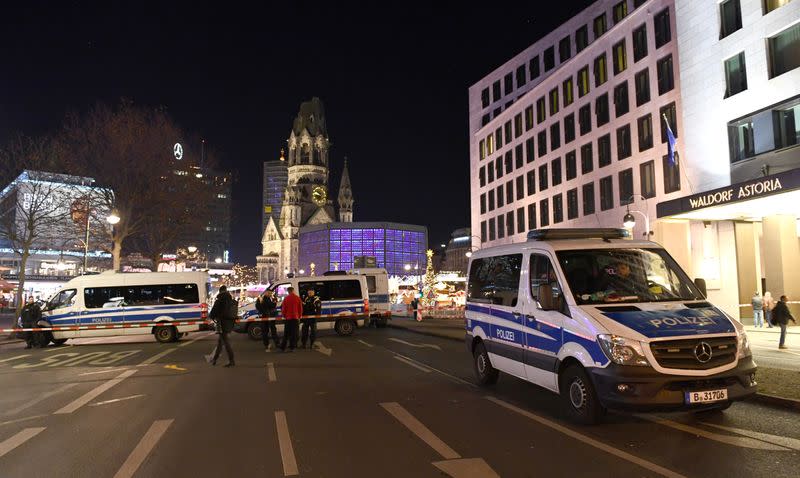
[{"left": 299, "top": 222, "right": 427, "bottom": 276}]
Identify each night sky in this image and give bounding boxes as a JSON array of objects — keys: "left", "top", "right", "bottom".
[{"left": 1, "top": 2, "right": 593, "bottom": 265}]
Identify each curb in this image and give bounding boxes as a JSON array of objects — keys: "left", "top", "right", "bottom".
[
  {"left": 750, "top": 392, "right": 800, "bottom": 411},
  {"left": 388, "top": 323, "right": 464, "bottom": 343}
]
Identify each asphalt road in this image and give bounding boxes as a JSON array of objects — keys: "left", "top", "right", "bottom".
[{"left": 1, "top": 327, "right": 799, "bottom": 478}]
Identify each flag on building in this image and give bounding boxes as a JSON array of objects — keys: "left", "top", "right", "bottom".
[{"left": 663, "top": 114, "right": 677, "bottom": 165}]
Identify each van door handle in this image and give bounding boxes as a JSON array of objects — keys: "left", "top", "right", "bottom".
[
  {"left": 526, "top": 315, "right": 537, "bottom": 323},
  {"left": 512, "top": 312, "right": 522, "bottom": 318}
]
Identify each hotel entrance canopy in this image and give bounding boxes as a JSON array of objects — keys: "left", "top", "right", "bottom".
[{"left": 656, "top": 169, "right": 800, "bottom": 221}]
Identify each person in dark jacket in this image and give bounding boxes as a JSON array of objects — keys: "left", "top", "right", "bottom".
[
  {"left": 772, "top": 295, "right": 797, "bottom": 349},
  {"left": 20, "top": 297, "right": 44, "bottom": 349},
  {"left": 210, "top": 286, "right": 236, "bottom": 367},
  {"left": 279, "top": 287, "right": 303, "bottom": 352},
  {"left": 301, "top": 289, "right": 322, "bottom": 349},
  {"left": 256, "top": 290, "right": 280, "bottom": 351}
]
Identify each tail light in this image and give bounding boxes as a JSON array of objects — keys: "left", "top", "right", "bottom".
[
  {"left": 200, "top": 303, "right": 208, "bottom": 320},
  {"left": 364, "top": 298, "right": 369, "bottom": 315}
]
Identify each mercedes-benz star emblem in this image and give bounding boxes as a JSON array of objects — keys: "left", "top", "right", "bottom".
[
  {"left": 694, "top": 342, "right": 713, "bottom": 363},
  {"left": 174, "top": 143, "right": 183, "bottom": 160}
]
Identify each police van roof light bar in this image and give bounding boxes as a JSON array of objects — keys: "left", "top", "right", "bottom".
[{"left": 527, "top": 228, "right": 630, "bottom": 241}]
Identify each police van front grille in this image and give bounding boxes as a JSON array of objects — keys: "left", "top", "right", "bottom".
[{"left": 649, "top": 337, "right": 737, "bottom": 370}]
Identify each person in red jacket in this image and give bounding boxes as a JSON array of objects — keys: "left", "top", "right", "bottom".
[{"left": 279, "top": 287, "right": 303, "bottom": 352}]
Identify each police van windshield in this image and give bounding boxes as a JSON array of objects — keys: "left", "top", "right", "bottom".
[{"left": 556, "top": 248, "right": 703, "bottom": 304}]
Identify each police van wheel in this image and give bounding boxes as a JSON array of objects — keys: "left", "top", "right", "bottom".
[
  {"left": 473, "top": 341, "right": 499, "bottom": 386},
  {"left": 247, "top": 323, "right": 263, "bottom": 341},
  {"left": 560, "top": 365, "right": 602, "bottom": 425},
  {"left": 335, "top": 319, "right": 355, "bottom": 336},
  {"left": 155, "top": 326, "right": 177, "bottom": 344}
]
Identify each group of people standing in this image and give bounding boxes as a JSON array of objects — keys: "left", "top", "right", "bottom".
[
  {"left": 206, "top": 285, "right": 323, "bottom": 367},
  {"left": 752, "top": 291, "right": 797, "bottom": 349}
]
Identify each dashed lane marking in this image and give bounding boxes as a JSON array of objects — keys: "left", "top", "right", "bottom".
[
  {"left": 357, "top": 339, "right": 374, "bottom": 348},
  {"left": 267, "top": 363, "right": 277, "bottom": 382},
  {"left": 0, "top": 427, "right": 46, "bottom": 458},
  {"left": 394, "top": 355, "right": 432, "bottom": 373},
  {"left": 388, "top": 338, "right": 442, "bottom": 351},
  {"left": 488, "top": 397, "right": 686, "bottom": 478},
  {"left": 380, "top": 402, "right": 460, "bottom": 460},
  {"left": 0, "top": 415, "right": 47, "bottom": 428},
  {"left": 638, "top": 416, "right": 789, "bottom": 451},
  {"left": 0, "top": 355, "right": 30, "bottom": 364},
  {"left": 702, "top": 422, "right": 800, "bottom": 451},
  {"left": 54, "top": 369, "right": 138, "bottom": 414},
  {"left": 392, "top": 352, "right": 475, "bottom": 387},
  {"left": 78, "top": 368, "right": 130, "bottom": 376},
  {"left": 113, "top": 419, "right": 173, "bottom": 478},
  {"left": 275, "top": 411, "right": 299, "bottom": 476},
  {"left": 90, "top": 394, "right": 145, "bottom": 407},
  {"left": 137, "top": 347, "right": 177, "bottom": 366},
  {"left": 5, "top": 383, "right": 79, "bottom": 416}
]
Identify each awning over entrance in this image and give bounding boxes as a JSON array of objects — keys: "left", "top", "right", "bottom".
[{"left": 656, "top": 169, "right": 800, "bottom": 221}]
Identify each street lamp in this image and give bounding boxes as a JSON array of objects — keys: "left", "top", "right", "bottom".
[
  {"left": 106, "top": 211, "right": 120, "bottom": 225},
  {"left": 187, "top": 246, "right": 198, "bottom": 253},
  {"left": 215, "top": 257, "right": 223, "bottom": 264},
  {"left": 299, "top": 269, "right": 305, "bottom": 275}
]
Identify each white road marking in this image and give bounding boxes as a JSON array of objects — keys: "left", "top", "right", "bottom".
[
  {"left": 54, "top": 369, "right": 138, "bottom": 414},
  {"left": 0, "top": 427, "right": 46, "bottom": 458},
  {"left": 178, "top": 331, "right": 215, "bottom": 347},
  {"left": 433, "top": 458, "right": 500, "bottom": 478},
  {"left": 90, "top": 394, "right": 145, "bottom": 407},
  {"left": 315, "top": 341, "right": 332, "bottom": 356},
  {"left": 394, "top": 355, "right": 432, "bottom": 373},
  {"left": 702, "top": 422, "right": 800, "bottom": 451},
  {"left": 389, "top": 337, "right": 442, "bottom": 351},
  {"left": 113, "top": 419, "right": 173, "bottom": 478},
  {"left": 0, "top": 354, "right": 31, "bottom": 363},
  {"left": 358, "top": 339, "right": 374, "bottom": 348},
  {"left": 267, "top": 363, "right": 277, "bottom": 382},
  {"left": 43, "top": 345, "right": 73, "bottom": 352},
  {"left": 0, "top": 415, "right": 47, "bottom": 427},
  {"left": 275, "top": 411, "right": 299, "bottom": 476},
  {"left": 487, "top": 397, "right": 686, "bottom": 478},
  {"left": 639, "top": 416, "right": 788, "bottom": 451},
  {"left": 5, "top": 383, "right": 79, "bottom": 415},
  {"left": 380, "top": 402, "right": 460, "bottom": 460},
  {"left": 137, "top": 347, "right": 177, "bottom": 366},
  {"left": 391, "top": 352, "right": 478, "bottom": 388},
  {"left": 79, "top": 368, "right": 129, "bottom": 376}
]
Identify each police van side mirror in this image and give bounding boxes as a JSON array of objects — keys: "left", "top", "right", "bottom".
[{"left": 694, "top": 278, "right": 707, "bottom": 298}]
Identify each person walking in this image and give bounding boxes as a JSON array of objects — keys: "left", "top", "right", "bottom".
[
  {"left": 210, "top": 286, "right": 237, "bottom": 367},
  {"left": 20, "top": 297, "right": 44, "bottom": 349},
  {"left": 256, "top": 290, "right": 280, "bottom": 351},
  {"left": 279, "top": 287, "right": 303, "bottom": 352},
  {"left": 764, "top": 292, "right": 775, "bottom": 328},
  {"left": 771, "top": 295, "right": 796, "bottom": 349},
  {"left": 751, "top": 291, "right": 764, "bottom": 328},
  {"left": 301, "top": 289, "right": 321, "bottom": 349}
]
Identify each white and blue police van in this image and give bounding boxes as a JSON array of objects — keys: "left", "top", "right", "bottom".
[
  {"left": 235, "top": 274, "right": 369, "bottom": 340},
  {"left": 347, "top": 268, "right": 391, "bottom": 327},
  {"left": 33, "top": 271, "right": 210, "bottom": 345},
  {"left": 466, "top": 228, "right": 757, "bottom": 424}
]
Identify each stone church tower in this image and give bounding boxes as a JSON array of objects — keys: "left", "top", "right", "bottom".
[{"left": 258, "top": 98, "right": 353, "bottom": 282}]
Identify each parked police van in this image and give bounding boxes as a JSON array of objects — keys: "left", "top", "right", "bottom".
[
  {"left": 466, "top": 228, "right": 757, "bottom": 424},
  {"left": 35, "top": 271, "right": 210, "bottom": 345},
  {"left": 347, "top": 268, "right": 391, "bottom": 327},
  {"left": 236, "top": 274, "right": 369, "bottom": 340}
]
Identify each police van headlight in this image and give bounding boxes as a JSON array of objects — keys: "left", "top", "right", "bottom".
[
  {"left": 598, "top": 334, "right": 650, "bottom": 367},
  {"left": 737, "top": 331, "right": 752, "bottom": 359}
]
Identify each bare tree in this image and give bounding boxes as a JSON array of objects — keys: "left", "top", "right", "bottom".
[
  {"left": 58, "top": 101, "right": 205, "bottom": 271},
  {"left": 0, "top": 135, "right": 77, "bottom": 313}
]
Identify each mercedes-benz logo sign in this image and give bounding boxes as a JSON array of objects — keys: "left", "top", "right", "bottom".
[
  {"left": 694, "top": 342, "right": 713, "bottom": 363},
  {"left": 174, "top": 143, "right": 183, "bottom": 160}
]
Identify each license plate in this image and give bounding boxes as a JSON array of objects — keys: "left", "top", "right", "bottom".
[{"left": 685, "top": 388, "right": 728, "bottom": 404}]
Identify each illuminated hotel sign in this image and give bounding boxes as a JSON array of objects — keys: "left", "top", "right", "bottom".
[{"left": 657, "top": 169, "right": 800, "bottom": 218}]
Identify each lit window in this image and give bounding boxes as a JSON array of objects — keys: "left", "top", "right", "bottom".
[
  {"left": 563, "top": 78, "right": 574, "bottom": 107},
  {"left": 764, "top": 0, "right": 792, "bottom": 14},
  {"left": 594, "top": 53, "right": 607, "bottom": 87},
  {"left": 613, "top": 40, "right": 627, "bottom": 74},
  {"left": 578, "top": 66, "right": 590, "bottom": 97},
  {"left": 613, "top": 1, "right": 628, "bottom": 23}
]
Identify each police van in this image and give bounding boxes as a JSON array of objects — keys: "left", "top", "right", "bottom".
[
  {"left": 466, "top": 228, "right": 757, "bottom": 424},
  {"left": 34, "top": 271, "right": 210, "bottom": 345},
  {"left": 348, "top": 268, "right": 391, "bottom": 327},
  {"left": 236, "top": 274, "right": 369, "bottom": 340}
]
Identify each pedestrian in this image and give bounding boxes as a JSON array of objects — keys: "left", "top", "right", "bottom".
[
  {"left": 301, "top": 289, "right": 321, "bottom": 349},
  {"left": 751, "top": 291, "right": 764, "bottom": 328},
  {"left": 771, "top": 295, "right": 796, "bottom": 350},
  {"left": 764, "top": 291, "right": 775, "bottom": 328},
  {"left": 210, "top": 286, "right": 237, "bottom": 367},
  {"left": 257, "top": 290, "right": 280, "bottom": 351},
  {"left": 19, "top": 296, "right": 44, "bottom": 349},
  {"left": 279, "top": 287, "right": 303, "bottom": 352}
]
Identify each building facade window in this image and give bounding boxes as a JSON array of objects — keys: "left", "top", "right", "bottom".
[
  {"left": 482, "top": 114, "right": 490, "bottom": 127},
  {"left": 613, "top": 1, "right": 628, "bottom": 24},
  {"left": 553, "top": 194, "right": 564, "bottom": 223},
  {"left": 581, "top": 142, "right": 594, "bottom": 174},
  {"left": 538, "top": 130, "right": 548, "bottom": 157},
  {"left": 488, "top": 189, "right": 495, "bottom": 211},
  {"left": 594, "top": 13, "right": 607, "bottom": 38},
  {"left": 552, "top": 157, "right": 563, "bottom": 186},
  {"left": 517, "top": 207, "right": 526, "bottom": 233},
  {"left": 527, "top": 169, "right": 536, "bottom": 195},
  {"left": 660, "top": 102, "right": 678, "bottom": 143},
  {"left": 488, "top": 161, "right": 495, "bottom": 183},
  {"left": 550, "top": 88, "right": 560, "bottom": 115},
  {"left": 617, "top": 124, "right": 632, "bottom": 160},
  {"left": 598, "top": 133, "right": 612, "bottom": 167},
  {"left": 480, "top": 193, "right": 486, "bottom": 214},
  {"left": 497, "top": 214, "right": 505, "bottom": 239},
  {"left": 720, "top": 0, "right": 743, "bottom": 39},
  {"left": 497, "top": 184, "right": 504, "bottom": 208},
  {"left": 583, "top": 182, "right": 595, "bottom": 215},
  {"left": 481, "top": 221, "right": 487, "bottom": 242},
  {"left": 528, "top": 203, "right": 537, "bottom": 230},
  {"left": 567, "top": 188, "right": 579, "bottom": 219},
  {"left": 600, "top": 175, "right": 614, "bottom": 211},
  {"left": 495, "top": 157, "right": 503, "bottom": 179},
  {"left": 505, "top": 151, "right": 513, "bottom": 174},
  {"left": 563, "top": 78, "right": 574, "bottom": 107},
  {"left": 633, "top": 24, "right": 648, "bottom": 62},
  {"left": 654, "top": 8, "right": 671, "bottom": 48},
  {"left": 488, "top": 218, "right": 496, "bottom": 241},
  {"left": 506, "top": 180, "right": 514, "bottom": 204},
  {"left": 619, "top": 168, "right": 634, "bottom": 205},
  {"left": 613, "top": 40, "right": 627, "bottom": 74},
  {"left": 525, "top": 105, "right": 535, "bottom": 131},
  {"left": 516, "top": 175, "right": 524, "bottom": 200},
  {"left": 515, "top": 144, "right": 524, "bottom": 168},
  {"left": 505, "top": 121, "right": 512, "bottom": 143},
  {"left": 638, "top": 113, "right": 654, "bottom": 151},
  {"left": 640, "top": 160, "right": 656, "bottom": 198},
  {"left": 504, "top": 72, "right": 514, "bottom": 95},
  {"left": 550, "top": 122, "right": 561, "bottom": 150},
  {"left": 768, "top": 23, "right": 800, "bottom": 78},
  {"left": 578, "top": 66, "right": 590, "bottom": 97},
  {"left": 657, "top": 54, "right": 674, "bottom": 95},
  {"left": 764, "top": 0, "right": 792, "bottom": 14},
  {"left": 544, "top": 46, "right": 556, "bottom": 71},
  {"left": 559, "top": 36, "right": 572, "bottom": 62},
  {"left": 492, "top": 80, "right": 501, "bottom": 102},
  {"left": 724, "top": 52, "right": 748, "bottom": 98},
  {"left": 537, "top": 97, "right": 547, "bottom": 123},
  {"left": 564, "top": 113, "right": 576, "bottom": 143},
  {"left": 663, "top": 155, "right": 680, "bottom": 193},
  {"left": 526, "top": 137, "right": 535, "bottom": 163},
  {"left": 496, "top": 126, "right": 503, "bottom": 149},
  {"left": 479, "top": 166, "right": 486, "bottom": 187},
  {"left": 481, "top": 88, "right": 490, "bottom": 108},
  {"left": 614, "top": 81, "right": 629, "bottom": 117},
  {"left": 594, "top": 53, "right": 608, "bottom": 87},
  {"left": 506, "top": 211, "right": 515, "bottom": 237},
  {"left": 596, "top": 93, "right": 610, "bottom": 126},
  {"left": 530, "top": 56, "right": 541, "bottom": 79},
  {"left": 635, "top": 69, "right": 650, "bottom": 106},
  {"left": 539, "top": 164, "right": 549, "bottom": 191},
  {"left": 566, "top": 150, "right": 577, "bottom": 180},
  {"left": 576, "top": 25, "right": 589, "bottom": 53},
  {"left": 540, "top": 198, "right": 550, "bottom": 227},
  {"left": 579, "top": 104, "right": 592, "bottom": 135},
  {"left": 516, "top": 65, "right": 527, "bottom": 88},
  {"left": 514, "top": 114, "right": 523, "bottom": 138}
]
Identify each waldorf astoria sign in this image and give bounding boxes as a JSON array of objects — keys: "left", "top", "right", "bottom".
[{"left": 657, "top": 169, "right": 800, "bottom": 218}]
